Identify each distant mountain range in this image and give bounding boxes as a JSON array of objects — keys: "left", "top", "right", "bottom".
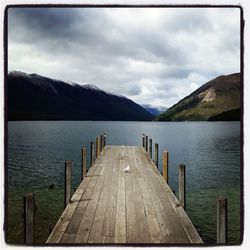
[
  {"left": 7, "top": 71, "right": 154, "bottom": 121},
  {"left": 7, "top": 71, "right": 241, "bottom": 122},
  {"left": 141, "top": 104, "right": 167, "bottom": 116},
  {"left": 155, "top": 73, "right": 241, "bottom": 121}
]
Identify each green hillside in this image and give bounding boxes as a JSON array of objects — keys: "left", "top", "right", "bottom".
[{"left": 156, "top": 73, "right": 241, "bottom": 121}]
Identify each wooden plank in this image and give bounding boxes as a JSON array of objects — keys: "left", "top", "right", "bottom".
[
  {"left": 130, "top": 147, "right": 153, "bottom": 243},
  {"left": 148, "top": 182, "right": 188, "bottom": 243},
  {"left": 154, "top": 143, "right": 159, "bottom": 168},
  {"left": 162, "top": 151, "right": 169, "bottom": 183},
  {"left": 46, "top": 149, "right": 109, "bottom": 243},
  {"left": 64, "top": 161, "right": 72, "bottom": 208},
  {"left": 46, "top": 188, "right": 84, "bottom": 243},
  {"left": 103, "top": 133, "right": 106, "bottom": 147},
  {"left": 48, "top": 146, "right": 203, "bottom": 244},
  {"left": 100, "top": 134, "right": 103, "bottom": 151},
  {"left": 138, "top": 147, "right": 189, "bottom": 243},
  {"left": 24, "top": 193, "right": 35, "bottom": 244},
  {"left": 149, "top": 139, "right": 152, "bottom": 159},
  {"left": 132, "top": 148, "right": 162, "bottom": 243},
  {"left": 60, "top": 175, "right": 98, "bottom": 242},
  {"left": 179, "top": 164, "right": 186, "bottom": 210},
  {"left": 97, "top": 136, "right": 101, "bottom": 156},
  {"left": 81, "top": 147, "right": 87, "bottom": 180},
  {"left": 59, "top": 233, "right": 75, "bottom": 243},
  {"left": 156, "top": 181, "right": 203, "bottom": 243},
  {"left": 95, "top": 137, "right": 98, "bottom": 159},
  {"left": 136, "top": 148, "right": 175, "bottom": 242},
  {"left": 138, "top": 177, "right": 162, "bottom": 243},
  {"left": 90, "top": 141, "right": 94, "bottom": 167},
  {"left": 125, "top": 173, "right": 136, "bottom": 243},
  {"left": 217, "top": 198, "right": 227, "bottom": 243},
  {"left": 61, "top": 151, "right": 108, "bottom": 241},
  {"left": 87, "top": 178, "right": 110, "bottom": 243},
  {"left": 102, "top": 147, "right": 120, "bottom": 243},
  {"left": 87, "top": 148, "right": 116, "bottom": 243},
  {"left": 174, "top": 204, "right": 203, "bottom": 243},
  {"left": 149, "top": 168, "right": 203, "bottom": 242},
  {"left": 74, "top": 171, "right": 105, "bottom": 243},
  {"left": 140, "top": 147, "right": 203, "bottom": 243},
  {"left": 114, "top": 147, "right": 126, "bottom": 243},
  {"left": 142, "top": 134, "right": 145, "bottom": 148}
]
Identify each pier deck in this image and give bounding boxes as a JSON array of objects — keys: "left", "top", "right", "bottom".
[{"left": 46, "top": 146, "right": 203, "bottom": 244}]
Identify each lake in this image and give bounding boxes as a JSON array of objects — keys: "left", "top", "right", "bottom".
[{"left": 7, "top": 121, "right": 242, "bottom": 244}]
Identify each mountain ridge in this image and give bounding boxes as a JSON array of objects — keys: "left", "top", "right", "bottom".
[
  {"left": 7, "top": 71, "right": 154, "bottom": 121},
  {"left": 155, "top": 73, "right": 241, "bottom": 121}
]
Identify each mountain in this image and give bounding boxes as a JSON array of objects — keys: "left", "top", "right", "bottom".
[
  {"left": 141, "top": 104, "right": 167, "bottom": 116},
  {"left": 208, "top": 108, "right": 240, "bottom": 121},
  {"left": 155, "top": 73, "right": 241, "bottom": 121},
  {"left": 7, "top": 71, "right": 154, "bottom": 121}
]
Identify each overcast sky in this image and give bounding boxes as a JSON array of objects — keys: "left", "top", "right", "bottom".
[{"left": 8, "top": 7, "right": 240, "bottom": 107}]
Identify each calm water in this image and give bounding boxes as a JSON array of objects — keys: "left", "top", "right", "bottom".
[{"left": 7, "top": 121, "right": 242, "bottom": 244}]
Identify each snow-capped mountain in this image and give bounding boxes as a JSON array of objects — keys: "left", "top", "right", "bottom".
[{"left": 7, "top": 71, "right": 153, "bottom": 121}]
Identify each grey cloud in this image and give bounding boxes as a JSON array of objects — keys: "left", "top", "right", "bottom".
[
  {"left": 8, "top": 7, "right": 240, "bottom": 107},
  {"left": 124, "top": 83, "right": 142, "bottom": 96},
  {"left": 9, "top": 8, "right": 80, "bottom": 40}
]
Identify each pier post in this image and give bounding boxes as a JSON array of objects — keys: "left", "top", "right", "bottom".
[
  {"left": 100, "top": 134, "right": 103, "bottom": 151},
  {"left": 149, "top": 139, "right": 152, "bottom": 159},
  {"left": 179, "top": 164, "right": 186, "bottom": 210},
  {"left": 95, "top": 137, "right": 98, "bottom": 159},
  {"left": 81, "top": 147, "right": 87, "bottom": 180},
  {"left": 142, "top": 134, "right": 145, "bottom": 148},
  {"left": 162, "top": 151, "right": 169, "bottom": 183},
  {"left": 101, "top": 133, "right": 105, "bottom": 149},
  {"left": 217, "top": 198, "right": 227, "bottom": 243},
  {"left": 90, "top": 141, "right": 94, "bottom": 166},
  {"left": 154, "top": 143, "right": 159, "bottom": 168},
  {"left": 24, "top": 192, "right": 35, "bottom": 244},
  {"left": 97, "top": 136, "right": 101, "bottom": 156},
  {"left": 64, "top": 161, "right": 72, "bottom": 208},
  {"left": 103, "top": 133, "right": 106, "bottom": 147},
  {"left": 103, "top": 133, "right": 107, "bottom": 147},
  {"left": 146, "top": 135, "right": 148, "bottom": 152}
]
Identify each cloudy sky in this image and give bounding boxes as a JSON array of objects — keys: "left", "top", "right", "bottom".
[{"left": 8, "top": 7, "right": 240, "bottom": 107}]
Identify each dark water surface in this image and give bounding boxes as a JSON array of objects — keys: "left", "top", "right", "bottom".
[{"left": 7, "top": 121, "right": 241, "bottom": 244}]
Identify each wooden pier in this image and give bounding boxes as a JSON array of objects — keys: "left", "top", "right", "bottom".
[{"left": 46, "top": 144, "right": 203, "bottom": 244}]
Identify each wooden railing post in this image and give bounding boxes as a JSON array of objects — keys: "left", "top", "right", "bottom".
[
  {"left": 217, "top": 198, "right": 227, "bottom": 243},
  {"left": 149, "top": 139, "right": 152, "bottom": 159},
  {"left": 103, "top": 133, "right": 106, "bottom": 147},
  {"left": 101, "top": 133, "right": 105, "bottom": 149},
  {"left": 97, "top": 135, "right": 101, "bottom": 156},
  {"left": 81, "top": 147, "right": 87, "bottom": 180},
  {"left": 145, "top": 135, "right": 148, "bottom": 152},
  {"left": 154, "top": 143, "right": 159, "bottom": 168},
  {"left": 90, "top": 141, "right": 94, "bottom": 166},
  {"left": 179, "top": 164, "right": 186, "bottom": 210},
  {"left": 100, "top": 134, "right": 103, "bottom": 151},
  {"left": 64, "top": 161, "right": 72, "bottom": 208},
  {"left": 162, "top": 151, "right": 169, "bottom": 183},
  {"left": 24, "top": 192, "right": 35, "bottom": 244},
  {"left": 95, "top": 137, "right": 98, "bottom": 159},
  {"left": 142, "top": 134, "right": 145, "bottom": 148}
]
